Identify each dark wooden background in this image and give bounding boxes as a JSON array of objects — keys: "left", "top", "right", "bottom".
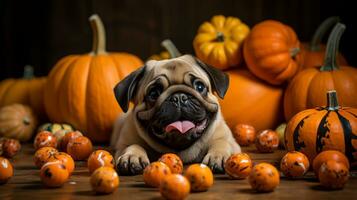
[{"left": 0, "top": 0, "right": 356, "bottom": 80}]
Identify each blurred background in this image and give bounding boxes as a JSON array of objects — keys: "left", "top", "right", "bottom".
[{"left": 0, "top": 0, "right": 355, "bottom": 80}]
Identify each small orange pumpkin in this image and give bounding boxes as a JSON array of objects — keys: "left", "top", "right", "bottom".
[
  {"left": 44, "top": 14, "right": 143, "bottom": 142},
  {"left": 1, "top": 138, "right": 21, "bottom": 158},
  {"left": 280, "top": 151, "right": 310, "bottom": 178},
  {"left": 0, "top": 157, "right": 13, "bottom": 184},
  {"left": 159, "top": 174, "right": 190, "bottom": 200},
  {"left": 158, "top": 153, "right": 183, "bottom": 174},
  {"left": 285, "top": 90, "right": 357, "bottom": 165},
  {"left": 284, "top": 23, "right": 357, "bottom": 121},
  {"left": 184, "top": 163, "right": 213, "bottom": 192},
  {"left": 243, "top": 20, "right": 302, "bottom": 85},
  {"left": 87, "top": 150, "right": 114, "bottom": 173},
  {"left": 40, "top": 162, "right": 69, "bottom": 187},
  {"left": 33, "top": 147, "right": 58, "bottom": 168},
  {"left": 143, "top": 161, "right": 171, "bottom": 187},
  {"left": 90, "top": 166, "right": 119, "bottom": 194},
  {"left": 300, "top": 16, "right": 348, "bottom": 70},
  {"left": 318, "top": 160, "right": 349, "bottom": 189},
  {"left": 34, "top": 131, "right": 58, "bottom": 150},
  {"left": 248, "top": 163, "right": 280, "bottom": 192},
  {"left": 0, "top": 104, "right": 38, "bottom": 142},
  {"left": 193, "top": 15, "right": 250, "bottom": 70},
  {"left": 255, "top": 130, "right": 279, "bottom": 153},
  {"left": 224, "top": 153, "right": 253, "bottom": 179},
  {"left": 66, "top": 136, "right": 93, "bottom": 161},
  {"left": 233, "top": 124, "right": 256, "bottom": 146},
  {"left": 312, "top": 150, "right": 350, "bottom": 178},
  {"left": 47, "top": 152, "right": 75, "bottom": 175}
]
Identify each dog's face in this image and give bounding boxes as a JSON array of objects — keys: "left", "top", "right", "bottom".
[{"left": 114, "top": 55, "right": 229, "bottom": 150}]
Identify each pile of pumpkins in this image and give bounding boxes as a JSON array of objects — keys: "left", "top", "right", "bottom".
[{"left": 0, "top": 14, "right": 356, "bottom": 167}]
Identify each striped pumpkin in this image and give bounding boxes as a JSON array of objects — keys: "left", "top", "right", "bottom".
[{"left": 285, "top": 90, "right": 357, "bottom": 166}]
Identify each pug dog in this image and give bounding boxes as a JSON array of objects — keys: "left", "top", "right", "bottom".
[{"left": 111, "top": 55, "right": 240, "bottom": 175}]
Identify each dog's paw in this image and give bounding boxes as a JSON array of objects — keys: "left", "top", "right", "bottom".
[
  {"left": 202, "top": 152, "right": 230, "bottom": 174},
  {"left": 116, "top": 153, "right": 150, "bottom": 175}
]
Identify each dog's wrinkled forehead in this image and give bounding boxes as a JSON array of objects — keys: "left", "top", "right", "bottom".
[{"left": 144, "top": 55, "right": 211, "bottom": 86}]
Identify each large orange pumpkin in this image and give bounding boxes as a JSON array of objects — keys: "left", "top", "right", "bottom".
[
  {"left": 0, "top": 66, "right": 47, "bottom": 120},
  {"left": 285, "top": 90, "right": 357, "bottom": 165},
  {"left": 300, "top": 16, "right": 348, "bottom": 70},
  {"left": 243, "top": 20, "right": 302, "bottom": 85},
  {"left": 44, "top": 14, "right": 143, "bottom": 142},
  {"left": 284, "top": 23, "right": 357, "bottom": 121},
  {"left": 219, "top": 69, "right": 284, "bottom": 131}
]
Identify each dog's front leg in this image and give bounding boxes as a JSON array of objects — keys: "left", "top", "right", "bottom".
[
  {"left": 115, "top": 144, "right": 150, "bottom": 175},
  {"left": 202, "top": 134, "right": 241, "bottom": 173}
]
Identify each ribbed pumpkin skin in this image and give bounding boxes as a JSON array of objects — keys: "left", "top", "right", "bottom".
[
  {"left": 243, "top": 20, "right": 302, "bottom": 85},
  {"left": 0, "top": 104, "right": 38, "bottom": 142},
  {"left": 285, "top": 106, "right": 357, "bottom": 164},
  {"left": 44, "top": 53, "right": 142, "bottom": 142},
  {"left": 219, "top": 69, "right": 284, "bottom": 131}
]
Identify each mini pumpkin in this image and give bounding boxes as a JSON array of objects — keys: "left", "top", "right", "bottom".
[
  {"left": 44, "top": 14, "right": 143, "bottom": 142},
  {"left": 34, "top": 131, "right": 58, "bottom": 150},
  {"left": 193, "top": 15, "right": 250, "bottom": 70},
  {"left": 0, "top": 157, "right": 13, "bottom": 184},
  {"left": 40, "top": 162, "right": 69, "bottom": 187},
  {"left": 60, "top": 131, "right": 83, "bottom": 151},
  {"left": 318, "top": 160, "right": 349, "bottom": 189},
  {"left": 47, "top": 152, "right": 75, "bottom": 175},
  {"left": 90, "top": 166, "right": 119, "bottom": 194},
  {"left": 33, "top": 147, "right": 58, "bottom": 168},
  {"left": 255, "top": 130, "right": 279, "bottom": 153},
  {"left": 88, "top": 150, "right": 114, "bottom": 173},
  {"left": 224, "top": 153, "right": 253, "bottom": 179},
  {"left": 143, "top": 161, "right": 171, "bottom": 187},
  {"left": 285, "top": 90, "right": 357, "bottom": 165},
  {"left": 148, "top": 39, "right": 181, "bottom": 61},
  {"left": 0, "top": 104, "right": 38, "bottom": 142},
  {"left": 1, "top": 138, "right": 21, "bottom": 158},
  {"left": 184, "top": 163, "right": 213, "bottom": 192},
  {"left": 158, "top": 153, "right": 183, "bottom": 174},
  {"left": 233, "top": 124, "right": 256, "bottom": 146},
  {"left": 312, "top": 150, "right": 350, "bottom": 178},
  {"left": 284, "top": 23, "right": 357, "bottom": 121},
  {"left": 66, "top": 136, "right": 93, "bottom": 161},
  {"left": 248, "top": 163, "right": 280, "bottom": 192},
  {"left": 280, "top": 151, "right": 310, "bottom": 178},
  {"left": 159, "top": 174, "right": 190, "bottom": 200},
  {"left": 243, "top": 20, "right": 302, "bottom": 85},
  {"left": 300, "top": 16, "right": 347, "bottom": 70}
]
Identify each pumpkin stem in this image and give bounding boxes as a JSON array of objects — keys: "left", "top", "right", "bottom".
[
  {"left": 23, "top": 117, "right": 31, "bottom": 125},
  {"left": 289, "top": 47, "right": 300, "bottom": 58},
  {"left": 23, "top": 65, "right": 34, "bottom": 79},
  {"left": 326, "top": 90, "right": 339, "bottom": 110},
  {"left": 310, "top": 16, "right": 340, "bottom": 51},
  {"left": 216, "top": 32, "right": 225, "bottom": 42},
  {"left": 320, "top": 23, "right": 345, "bottom": 71},
  {"left": 161, "top": 39, "right": 182, "bottom": 58},
  {"left": 89, "top": 14, "right": 106, "bottom": 55}
]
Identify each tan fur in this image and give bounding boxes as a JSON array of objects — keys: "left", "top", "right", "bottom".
[{"left": 111, "top": 55, "right": 241, "bottom": 173}]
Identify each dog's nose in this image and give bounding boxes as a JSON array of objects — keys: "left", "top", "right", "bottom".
[{"left": 170, "top": 93, "right": 188, "bottom": 105}]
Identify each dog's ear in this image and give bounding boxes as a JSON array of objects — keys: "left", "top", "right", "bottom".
[
  {"left": 194, "top": 57, "right": 229, "bottom": 99},
  {"left": 114, "top": 66, "right": 146, "bottom": 112}
]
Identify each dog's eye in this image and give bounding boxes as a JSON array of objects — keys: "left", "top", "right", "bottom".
[
  {"left": 193, "top": 80, "right": 207, "bottom": 94},
  {"left": 147, "top": 85, "right": 163, "bottom": 101}
]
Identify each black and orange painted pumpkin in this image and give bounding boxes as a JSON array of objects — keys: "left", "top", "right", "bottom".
[{"left": 285, "top": 90, "right": 357, "bottom": 165}]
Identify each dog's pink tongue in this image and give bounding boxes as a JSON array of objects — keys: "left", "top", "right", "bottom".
[{"left": 165, "top": 121, "right": 195, "bottom": 134}]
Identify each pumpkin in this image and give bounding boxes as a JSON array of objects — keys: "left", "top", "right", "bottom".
[
  {"left": 300, "top": 16, "right": 348, "bottom": 70},
  {"left": 0, "top": 66, "right": 47, "bottom": 120},
  {"left": 243, "top": 20, "right": 302, "bottom": 85},
  {"left": 284, "top": 23, "right": 357, "bottom": 121},
  {"left": 0, "top": 104, "right": 38, "bottom": 142},
  {"left": 193, "top": 15, "right": 250, "bottom": 70},
  {"left": 44, "top": 14, "right": 143, "bottom": 142},
  {"left": 148, "top": 39, "right": 181, "bottom": 61},
  {"left": 285, "top": 90, "right": 357, "bottom": 165},
  {"left": 219, "top": 69, "right": 284, "bottom": 131}
]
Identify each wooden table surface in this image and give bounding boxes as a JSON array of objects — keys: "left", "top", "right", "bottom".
[{"left": 1, "top": 144, "right": 357, "bottom": 200}]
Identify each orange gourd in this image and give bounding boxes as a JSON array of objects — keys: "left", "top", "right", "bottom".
[
  {"left": 193, "top": 15, "right": 250, "bottom": 70},
  {"left": 44, "top": 14, "right": 143, "bottom": 142},
  {"left": 312, "top": 150, "right": 350, "bottom": 177},
  {"left": 284, "top": 23, "right": 357, "bottom": 121},
  {"left": 219, "top": 69, "right": 284, "bottom": 131},
  {"left": 300, "top": 17, "right": 348, "bottom": 70},
  {"left": 285, "top": 90, "right": 357, "bottom": 165},
  {"left": 243, "top": 20, "right": 302, "bottom": 85},
  {"left": 0, "top": 66, "right": 47, "bottom": 120}
]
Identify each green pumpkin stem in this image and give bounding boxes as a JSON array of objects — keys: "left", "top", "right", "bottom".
[
  {"left": 161, "top": 39, "right": 182, "bottom": 58},
  {"left": 23, "top": 65, "right": 34, "bottom": 79},
  {"left": 320, "top": 23, "right": 346, "bottom": 71},
  {"left": 216, "top": 32, "right": 225, "bottom": 42},
  {"left": 290, "top": 47, "right": 300, "bottom": 58},
  {"left": 310, "top": 16, "right": 340, "bottom": 51},
  {"left": 89, "top": 14, "right": 106, "bottom": 55},
  {"left": 326, "top": 90, "right": 339, "bottom": 110}
]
